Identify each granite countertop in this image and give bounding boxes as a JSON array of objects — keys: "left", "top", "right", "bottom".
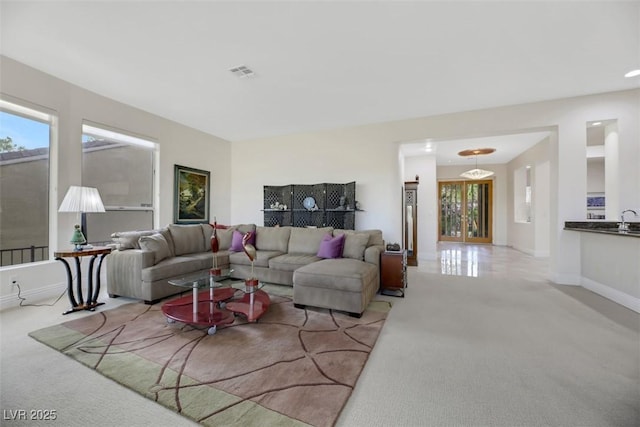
[{"left": 564, "top": 221, "right": 640, "bottom": 238}]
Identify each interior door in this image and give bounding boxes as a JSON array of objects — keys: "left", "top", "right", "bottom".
[{"left": 439, "top": 180, "right": 493, "bottom": 243}]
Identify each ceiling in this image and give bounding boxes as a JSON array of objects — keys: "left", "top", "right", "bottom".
[
  {"left": 1, "top": 1, "right": 639, "bottom": 159},
  {"left": 399, "top": 131, "right": 552, "bottom": 165}
]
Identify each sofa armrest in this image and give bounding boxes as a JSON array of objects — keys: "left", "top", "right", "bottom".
[
  {"left": 364, "top": 245, "right": 384, "bottom": 266},
  {"left": 106, "top": 249, "right": 155, "bottom": 295}
]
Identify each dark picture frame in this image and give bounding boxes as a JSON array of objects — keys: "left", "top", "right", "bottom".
[{"left": 174, "top": 164, "right": 210, "bottom": 224}]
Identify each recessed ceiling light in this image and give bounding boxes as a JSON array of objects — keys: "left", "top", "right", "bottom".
[
  {"left": 624, "top": 69, "right": 640, "bottom": 78},
  {"left": 229, "top": 65, "right": 255, "bottom": 78},
  {"left": 591, "top": 122, "right": 602, "bottom": 126}
]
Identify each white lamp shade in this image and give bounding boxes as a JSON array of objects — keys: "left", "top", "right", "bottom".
[{"left": 58, "top": 186, "right": 106, "bottom": 213}]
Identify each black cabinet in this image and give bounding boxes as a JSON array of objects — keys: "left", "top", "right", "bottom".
[{"left": 263, "top": 182, "right": 357, "bottom": 229}]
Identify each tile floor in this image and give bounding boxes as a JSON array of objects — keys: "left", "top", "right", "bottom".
[{"left": 417, "top": 242, "right": 550, "bottom": 282}]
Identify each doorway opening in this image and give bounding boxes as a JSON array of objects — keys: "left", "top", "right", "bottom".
[{"left": 439, "top": 180, "right": 493, "bottom": 243}]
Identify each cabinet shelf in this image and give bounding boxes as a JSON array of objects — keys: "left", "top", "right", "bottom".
[{"left": 263, "top": 182, "right": 357, "bottom": 229}]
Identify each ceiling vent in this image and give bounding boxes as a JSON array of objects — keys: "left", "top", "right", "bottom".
[{"left": 229, "top": 65, "right": 255, "bottom": 78}]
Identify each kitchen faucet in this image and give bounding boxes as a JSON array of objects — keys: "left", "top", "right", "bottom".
[{"left": 619, "top": 209, "right": 638, "bottom": 231}]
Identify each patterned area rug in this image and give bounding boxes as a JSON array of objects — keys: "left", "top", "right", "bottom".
[{"left": 29, "top": 285, "right": 391, "bottom": 427}]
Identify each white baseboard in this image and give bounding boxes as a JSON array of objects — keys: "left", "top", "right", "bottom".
[
  {"left": 581, "top": 277, "right": 640, "bottom": 313},
  {"left": 0, "top": 282, "right": 67, "bottom": 311}
]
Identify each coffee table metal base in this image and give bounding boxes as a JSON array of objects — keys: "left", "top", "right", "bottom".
[
  {"left": 225, "top": 290, "right": 271, "bottom": 323},
  {"left": 162, "top": 287, "right": 236, "bottom": 335}
]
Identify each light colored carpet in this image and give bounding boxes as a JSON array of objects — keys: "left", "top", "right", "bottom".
[
  {"left": 1, "top": 267, "right": 639, "bottom": 426},
  {"left": 27, "top": 285, "right": 390, "bottom": 427},
  {"left": 340, "top": 270, "right": 640, "bottom": 427}
]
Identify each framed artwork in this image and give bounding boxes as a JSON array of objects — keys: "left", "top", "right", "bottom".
[
  {"left": 587, "top": 193, "right": 605, "bottom": 210},
  {"left": 174, "top": 165, "right": 210, "bottom": 224}
]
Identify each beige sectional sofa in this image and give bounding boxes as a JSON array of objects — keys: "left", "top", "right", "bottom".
[{"left": 106, "top": 223, "right": 384, "bottom": 317}]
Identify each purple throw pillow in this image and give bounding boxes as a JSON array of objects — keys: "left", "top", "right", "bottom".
[
  {"left": 230, "top": 230, "right": 255, "bottom": 252},
  {"left": 230, "top": 230, "right": 244, "bottom": 252},
  {"left": 317, "top": 233, "right": 345, "bottom": 259}
]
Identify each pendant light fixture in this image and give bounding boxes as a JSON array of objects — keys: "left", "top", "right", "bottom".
[{"left": 459, "top": 148, "right": 496, "bottom": 180}]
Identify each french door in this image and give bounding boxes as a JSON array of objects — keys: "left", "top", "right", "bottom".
[{"left": 439, "top": 180, "right": 493, "bottom": 243}]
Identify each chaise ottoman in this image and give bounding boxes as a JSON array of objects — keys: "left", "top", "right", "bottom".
[{"left": 292, "top": 258, "right": 379, "bottom": 318}]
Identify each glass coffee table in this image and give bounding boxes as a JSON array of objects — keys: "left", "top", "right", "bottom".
[
  {"left": 225, "top": 279, "right": 271, "bottom": 323},
  {"left": 162, "top": 269, "right": 236, "bottom": 335}
]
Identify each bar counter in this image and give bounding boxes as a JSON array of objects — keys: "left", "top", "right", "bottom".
[{"left": 564, "top": 221, "right": 640, "bottom": 238}]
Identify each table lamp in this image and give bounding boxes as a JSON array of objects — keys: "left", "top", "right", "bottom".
[{"left": 58, "top": 186, "right": 105, "bottom": 250}]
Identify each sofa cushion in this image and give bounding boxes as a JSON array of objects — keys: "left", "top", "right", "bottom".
[
  {"left": 111, "top": 230, "right": 157, "bottom": 250},
  {"left": 216, "top": 227, "right": 235, "bottom": 250},
  {"left": 168, "top": 224, "right": 206, "bottom": 256},
  {"left": 317, "top": 233, "right": 345, "bottom": 259},
  {"left": 288, "top": 227, "right": 333, "bottom": 255},
  {"left": 229, "top": 250, "right": 283, "bottom": 268},
  {"left": 158, "top": 228, "right": 175, "bottom": 257},
  {"left": 235, "top": 224, "right": 257, "bottom": 243},
  {"left": 334, "top": 229, "right": 383, "bottom": 247},
  {"left": 294, "top": 258, "right": 377, "bottom": 293},
  {"left": 141, "top": 256, "right": 204, "bottom": 283},
  {"left": 200, "top": 223, "right": 214, "bottom": 251},
  {"left": 360, "top": 229, "right": 384, "bottom": 247},
  {"left": 268, "top": 254, "right": 322, "bottom": 272},
  {"left": 335, "top": 232, "right": 370, "bottom": 260},
  {"left": 138, "top": 233, "right": 172, "bottom": 265},
  {"left": 256, "top": 226, "right": 291, "bottom": 252}
]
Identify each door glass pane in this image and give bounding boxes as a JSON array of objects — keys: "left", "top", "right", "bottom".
[
  {"left": 440, "top": 182, "right": 463, "bottom": 238},
  {"left": 467, "top": 182, "right": 490, "bottom": 239}
]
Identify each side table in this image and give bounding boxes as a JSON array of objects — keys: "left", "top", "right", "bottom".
[
  {"left": 380, "top": 250, "right": 407, "bottom": 297},
  {"left": 54, "top": 246, "right": 112, "bottom": 315}
]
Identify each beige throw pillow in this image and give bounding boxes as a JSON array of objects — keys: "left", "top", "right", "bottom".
[
  {"left": 168, "top": 224, "right": 205, "bottom": 255},
  {"left": 342, "top": 233, "right": 370, "bottom": 260},
  {"left": 216, "top": 227, "right": 235, "bottom": 251},
  {"left": 138, "top": 233, "right": 172, "bottom": 264}
]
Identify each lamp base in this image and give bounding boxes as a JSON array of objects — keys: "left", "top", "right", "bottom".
[{"left": 70, "top": 224, "right": 87, "bottom": 250}]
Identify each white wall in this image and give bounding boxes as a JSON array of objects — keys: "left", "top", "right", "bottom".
[
  {"left": 507, "top": 137, "right": 551, "bottom": 257},
  {"left": 0, "top": 56, "right": 232, "bottom": 308},
  {"left": 587, "top": 159, "right": 605, "bottom": 193},
  {"left": 230, "top": 129, "right": 403, "bottom": 242}
]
